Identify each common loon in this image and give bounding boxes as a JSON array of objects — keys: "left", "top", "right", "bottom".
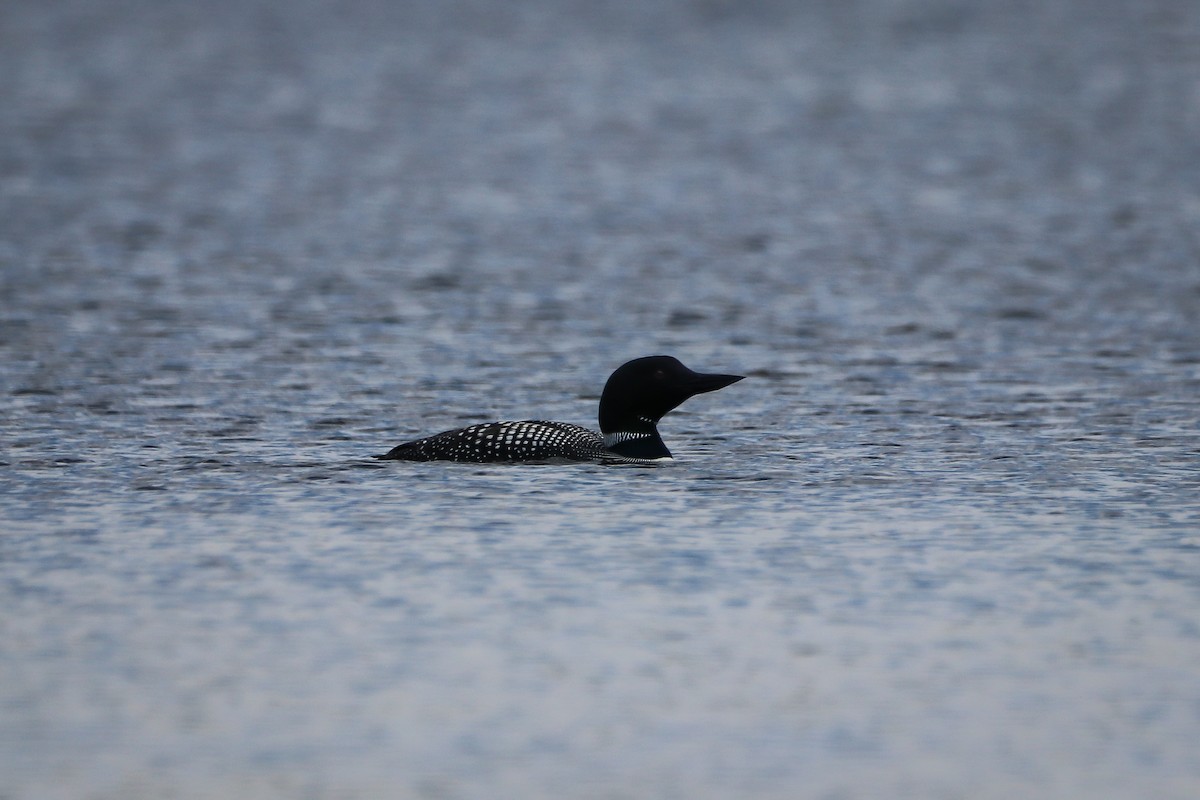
[{"left": 376, "top": 355, "right": 744, "bottom": 463}]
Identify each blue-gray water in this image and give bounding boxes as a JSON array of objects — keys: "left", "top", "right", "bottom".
[{"left": 2, "top": 0, "right": 1199, "bottom": 798}]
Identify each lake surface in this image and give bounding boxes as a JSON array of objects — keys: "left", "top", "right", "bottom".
[{"left": 2, "top": 0, "right": 1199, "bottom": 798}]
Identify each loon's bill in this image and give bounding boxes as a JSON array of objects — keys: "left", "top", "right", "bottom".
[{"left": 376, "top": 355, "right": 744, "bottom": 464}]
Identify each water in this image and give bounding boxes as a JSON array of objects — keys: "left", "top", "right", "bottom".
[{"left": 3, "top": 0, "right": 1200, "bottom": 797}]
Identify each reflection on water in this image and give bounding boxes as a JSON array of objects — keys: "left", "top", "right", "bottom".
[{"left": 3, "top": 0, "right": 1200, "bottom": 797}]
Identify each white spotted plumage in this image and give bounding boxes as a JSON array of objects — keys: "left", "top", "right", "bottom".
[{"left": 384, "top": 420, "right": 617, "bottom": 463}]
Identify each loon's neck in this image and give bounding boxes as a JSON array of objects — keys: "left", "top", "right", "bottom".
[{"left": 602, "top": 419, "right": 671, "bottom": 459}]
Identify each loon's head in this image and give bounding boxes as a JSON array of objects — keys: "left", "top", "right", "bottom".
[{"left": 597, "top": 355, "right": 744, "bottom": 458}]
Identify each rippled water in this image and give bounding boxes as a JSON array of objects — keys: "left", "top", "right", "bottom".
[{"left": 3, "top": 0, "right": 1200, "bottom": 798}]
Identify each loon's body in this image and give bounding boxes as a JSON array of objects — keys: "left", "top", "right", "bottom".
[
  {"left": 380, "top": 420, "right": 609, "bottom": 463},
  {"left": 377, "top": 355, "right": 744, "bottom": 464}
]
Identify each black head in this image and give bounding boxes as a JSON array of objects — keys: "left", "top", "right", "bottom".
[{"left": 597, "top": 355, "right": 744, "bottom": 435}]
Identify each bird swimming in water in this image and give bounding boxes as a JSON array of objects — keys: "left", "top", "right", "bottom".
[{"left": 376, "top": 355, "right": 744, "bottom": 463}]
